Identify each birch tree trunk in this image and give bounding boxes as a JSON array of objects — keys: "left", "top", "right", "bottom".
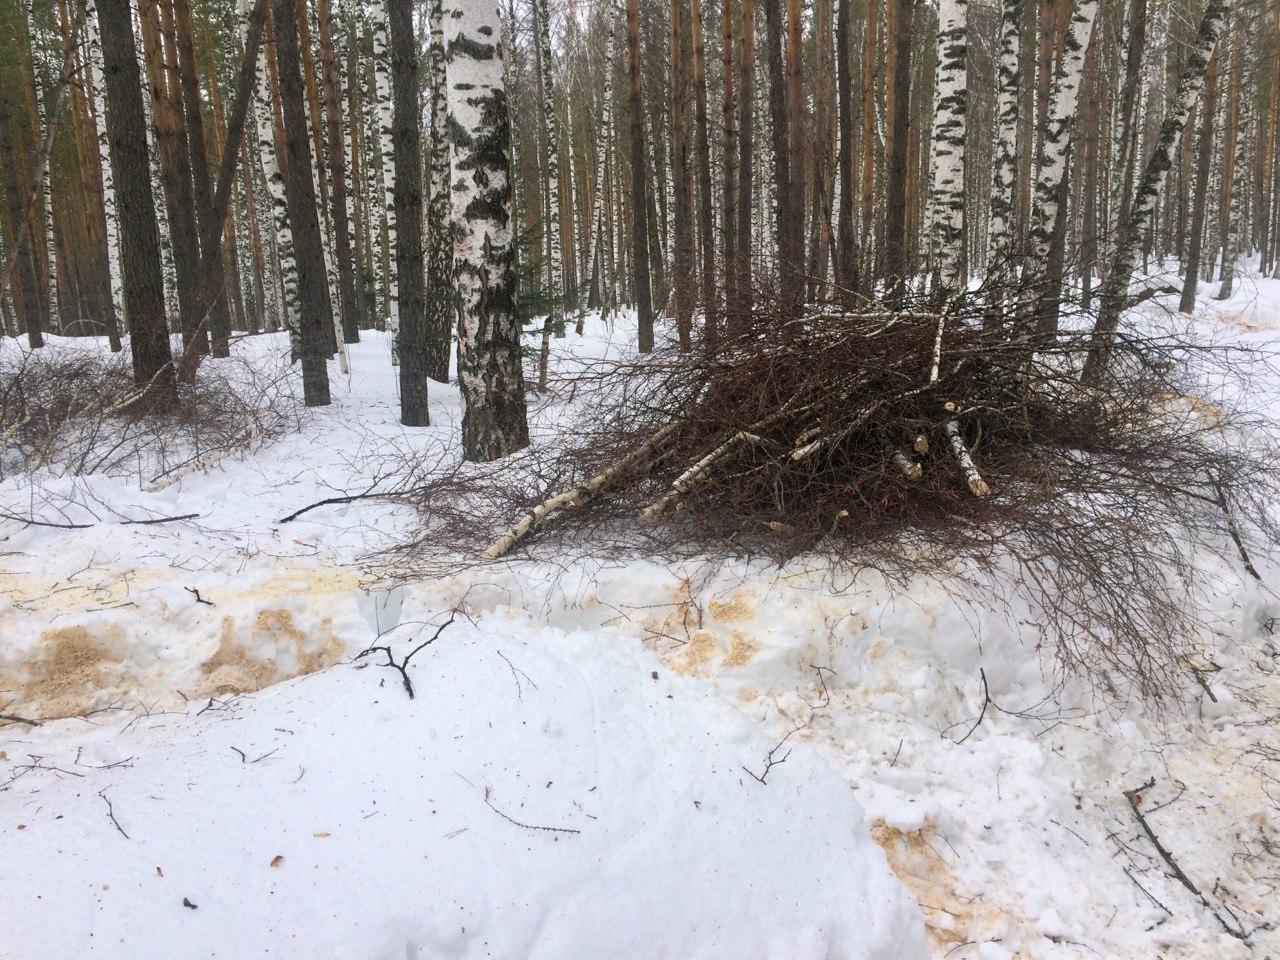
[
  {"left": 425, "top": 0, "right": 454, "bottom": 382},
  {"left": 1024, "top": 0, "right": 1098, "bottom": 275},
  {"left": 1084, "top": 0, "right": 1231, "bottom": 384},
  {"left": 449, "top": 0, "right": 530, "bottom": 461},
  {"left": 689, "top": 0, "right": 716, "bottom": 340},
  {"left": 1179, "top": 46, "right": 1218, "bottom": 313},
  {"left": 85, "top": 0, "right": 124, "bottom": 330},
  {"left": 533, "top": 0, "right": 563, "bottom": 329},
  {"left": 926, "top": 0, "right": 970, "bottom": 295},
  {"left": 250, "top": 1, "right": 298, "bottom": 353},
  {"left": 1216, "top": 15, "right": 1254, "bottom": 299},
  {"left": 372, "top": 0, "right": 398, "bottom": 344},
  {"left": 987, "top": 0, "right": 1022, "bottom": 272}
]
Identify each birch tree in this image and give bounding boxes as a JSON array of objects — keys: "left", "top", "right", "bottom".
[
  {"left": 987, "top": 0, "right": 1022, "bottom": 272},
  {"left": 448, "top": 0, "right": 530, "bottom": 461},
  {"left": 1084, "top": 0, "right": 1232, "bottom": 384},
  {"left": 926, "top": 0, "right": 969, "bottom": 295},
  {"left": 1024, "top": 0, "right": 1099, "bottom": 275}
]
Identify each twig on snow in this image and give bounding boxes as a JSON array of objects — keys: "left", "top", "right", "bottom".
[
  {"left": 98, "top": 789, "right": 131, "bottom": 840},
  {"left": 356, "top": 610, "right": 459, "bottom": 699}
]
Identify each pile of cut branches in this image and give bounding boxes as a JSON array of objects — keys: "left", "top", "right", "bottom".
[
  {"left": 400, "top": 287, "right": 1280, "bottom": 697},
  {"left": 0, "top": 345, "right": 299, "bottom": 482}
]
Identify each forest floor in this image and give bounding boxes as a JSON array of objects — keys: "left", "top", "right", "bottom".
[{"left": 2, "top": 277, "right": 1280, "bottom": 958}]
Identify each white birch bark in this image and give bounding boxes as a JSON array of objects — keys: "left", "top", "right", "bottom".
[
  {"left": 86, "top": 0, "right": 126, "bottom": 314},
  {"left": 1084, "top": 0, "right": 1231, "bottom": 382},
  {"left": 986, "top": 0, "right": 1021, "bottom": 270},
  {"left": 1217, "top": 15, "right": 1254, "bottom": 299},
  {"left": 582, "top": 19, "right": 615, "bottom": 317},
  {"left": 533, "top": 0, "right": 563, "bottom": 324},
  {"left": 372, "top": 0, "right": 399, "bottom": 341},
  {"left": 1025, "top": 0, "right": 1098, "bottom": 273},
  {"left": 448, "top": 0, "right": 530, "bottom": 461},
  {"left": 247, "top": 0, "right": 299, "bottom": 353},
  {"left": 926, "top": 0, "right": 970, "bottom": 293}
]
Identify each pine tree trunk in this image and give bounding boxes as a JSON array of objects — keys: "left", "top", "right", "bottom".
[
  {"left": 272, "top": 0, "right": 331, "bottom": 405},
  {"left": 172, "top": 0, "right": 231, "bottom": 356},
  {"left": 833, "top": 0, "right": 855, "bottom": 302},
  {"left": 732, "top": 0, "right": 755, "bottom": 320},
  {"left": 449, "top": 0, "right": 530, "bottom": 461},
  {"left": 97, "top": 0, "right": 176, "bottom": 402},
  {"left": 625, "top": 0, "right": 656, "bottom": 352},
  {"left": 140, "top": 0, "right": 205, "bottom": 361},
  {"left": 807, "top": 0, "right": 835, "bottom": 301},
  {"left": 1084, "top": 0, "right": 1231, "bottom": 384},
  {"left": 720, "top": 0, "right": 737, "bottom": 319},
  {"left": 316, "top": 0, "right": 361, "bottom": 344},
  {"left": 387, "top": 0, "right": 428, "bottom": 425},
  {"left": 670, "top": 0, "right": 695, "bottom": 351},
  {"left": 883, "top": 0, "right": 915, "bottom": 302},
  {"left": 689, "top": 0, "right": 716, "bottom": 341}
]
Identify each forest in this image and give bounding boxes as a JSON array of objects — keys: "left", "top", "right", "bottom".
[{"left": 2, "top": 0, "right": 1280, "bottom": 956}]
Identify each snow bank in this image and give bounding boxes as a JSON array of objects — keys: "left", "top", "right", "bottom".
[{"left": 0, "top": 608, "right": 924, "bottom": 960}]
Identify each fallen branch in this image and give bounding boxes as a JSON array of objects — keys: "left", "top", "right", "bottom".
[
  {"left": 1125, "top": 779, "right": 1251, "bottom": 941},
  {"left": 944, "top": 419, "right": 991, "bottom": 498},
  {"left": 356, "top": 611, "right": 458, "bottom": 699},
  {"left": 482, "top": 422, "right": 680, "bottom": 559}
]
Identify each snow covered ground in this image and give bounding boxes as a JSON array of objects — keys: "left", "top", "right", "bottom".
[{"left": 3, "top": 276, "right": 1280, "bottom": 958}]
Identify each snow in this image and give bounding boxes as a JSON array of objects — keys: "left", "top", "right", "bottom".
[{"left": 4, "top": 272, "right": 1280, "bottom": 957}]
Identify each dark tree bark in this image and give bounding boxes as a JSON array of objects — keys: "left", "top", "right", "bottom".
[
  {"left": 172, "top": 0, "right": 231, "bottom": 356},
  {"left": 883, "top": 0, "right": 915, "bottom": 303},
  {"left": 388, "top": 0, "right": 428, "bottom": 425},
  {"left": 670, "top": 0, "right": 695, "bottom": 351},
  {"left": 625, "top": 0, "right": 655, "bottom": 352},
  {"left": 763, "top": 0, "right": 792, "bottom": 298},
  {"left": 97, "top": 0, "right": 175, "bottom": 402},
  {"left": 834, "top": 0, "right": 856, "bottom": 301},
  {"left": 720, "top": 0, "right": 736, "bottom": 325},
  {"left": 732, "top": 0, "right": 755, "bottom": 322},
  {"left": 1179, "top": 47, "right": 1219, "bottom": 313},
  {"left": 139, "top": 0, "right": 204, "bottom": 360},
  {"left": 689, "top": 0, "right": 717, "bottom": 343},
  {"left": 316, "top": 0, "right": 361, "bottom": 344},
  {"left": 271, "top": 0, "right": 330, "bottom": 406}
]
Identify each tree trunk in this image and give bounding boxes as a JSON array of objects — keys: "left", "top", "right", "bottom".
[
  {"left": 388, "top": 0, "right": 428, "bottom": 425},
  {"left": 987, "top": 0, "right": 1022, "bottom": 272},
  {"left": 1179, "top": 47, "right": 1218, "bottom": 313},
  {"left": 834, "top": 0, "right": 855, "bottom": 301},
  {"left": 1084, "top": 0, "right": 1231, "bottom": 384},
  {"left": 97, "top": 0, "right": 176, "bottom": 402},
  {"left": 625, "top": 0, "right": 655, "bottom": 352},
  {"left": 883, "top": 0, "right": 915, "bottom": 302},
  {"left": 670, "top": 0, "right": 695, "bottom": 351},
  {"left": 424, "top": 0, "right": 453, "bottom": 381},
  {"left": 689, "top": 0, "right": 716, "bottom": 342},
  {"left": 732, "top": 0, "right": 755, "bottom": 320},
  {"left": 448, "top": 0, "right": 530, "bottom": 461},
  {"left": 272, "top": 0, "right": 331, "bottom": 406},
  {"left": 926, "top": 0, "right": 970, "bottom": 295},
  {"left": 316, "top": 0, "right": 361, "bottom": 344}
]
